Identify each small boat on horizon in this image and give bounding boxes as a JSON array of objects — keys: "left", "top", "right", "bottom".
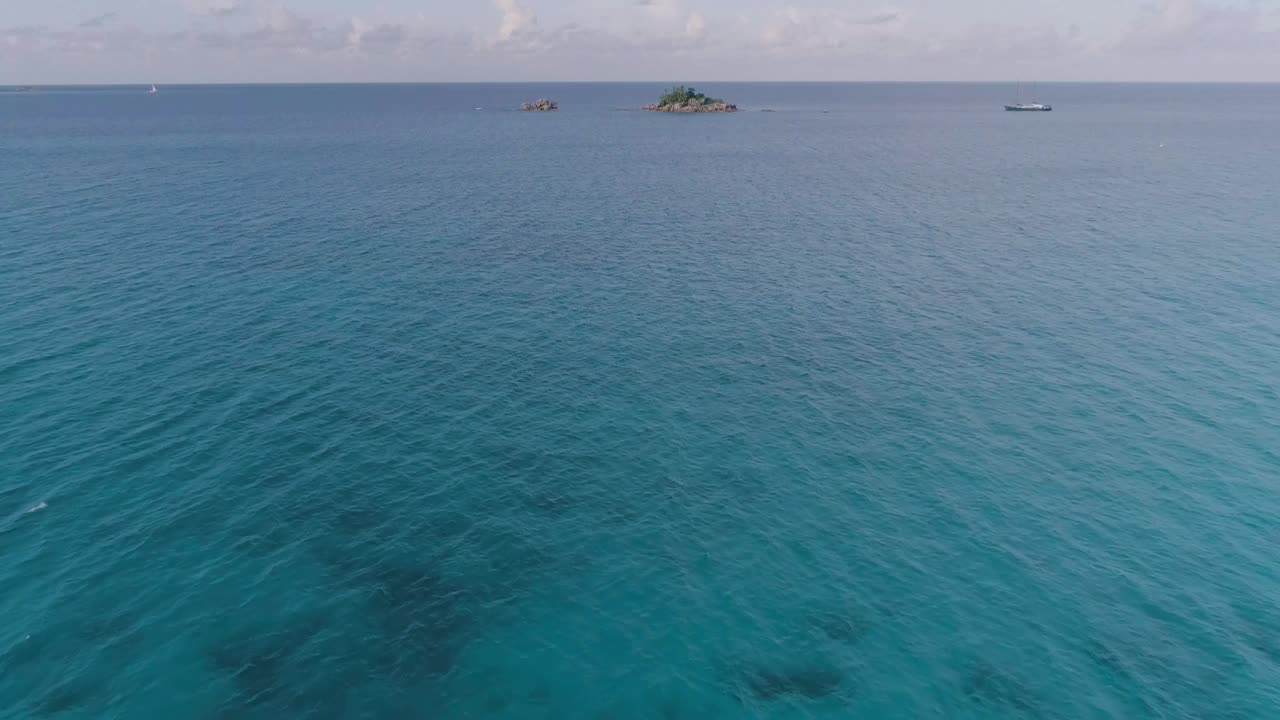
[
  {"left": 15, "top": 85, "right": 35, "bottom": 92},
  {"left": 1005, "top": 81, "right": 1051, "bottom": 112},
  {"left": 1005, "top": 102, "right": 1052, "bottom": 112},
  {"left": 148, "top": 84, "right": 159, "bottom": 95}
]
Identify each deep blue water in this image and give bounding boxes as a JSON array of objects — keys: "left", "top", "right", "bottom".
[{"left": 3, "top": 82, "right": 1280, "bottom": 719}]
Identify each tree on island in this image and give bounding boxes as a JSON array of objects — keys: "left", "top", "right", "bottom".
[
  {"left": 657, "top": 86, "right": 724, "bottom": 106},
  {"left": 645, "top": 85, "right": 737, "bottom": 113}
]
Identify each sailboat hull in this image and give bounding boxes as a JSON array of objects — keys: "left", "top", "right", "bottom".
[{"left": 1004, "top": 105, "right": 1052, "bottom": 111}]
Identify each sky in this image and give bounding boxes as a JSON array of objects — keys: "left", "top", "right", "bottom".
[{"left": 2, "top": 0, "right": 1279, "bottom": 83}]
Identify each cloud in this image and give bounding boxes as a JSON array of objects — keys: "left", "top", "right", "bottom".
[
  {"left": 1, "top": 23, "right": 156, "bottom": 57},
  {"left": 619, "top": 0, "right": 713, "bottom": 50},
  {"left": 187, "top": 0, "right": 247, "bottom": 18},
  {"left": 2, "top": 25, "right": 46, "bottom": 51},
  {"left": 755, "top": 4, "right": 1099, "bottom": 63},
  {"left": 342, "top": 17, "right": 410, "bottom": 57},
  {"left": 173, "top": 4, "right": 444, "bottom": 57},
  {"left": 685, "top": 12, "right": 706, "bottom": 40},
  {"left": 488, "top": 0, "right": 629, "bottom": 54},
  {"left": 494, "top": 0, "right": 539, "bottom": 44},
  {"left": 948, "top": 22, "right": 1086, "bottom": 59},
  {"left": 79, "top": 13, "right": 118, "bottom": 28},
  {"left": 238, "top": 5, "right": 324, "bottom": 52},
  {"left": 636, "top": 0, "right": 681, "bottom": 20},
  {"left": 6, "top": 0, "right": 1280, "bottom": 82},
  {"left": 860, "top": 12, "right": 903, "bottom": 27},
  {"left": 762, "top": 6, "right": 914, "bottom": 50},
  {"left": 1115, "top": 0, "right": 1277, "bottom": 53}
]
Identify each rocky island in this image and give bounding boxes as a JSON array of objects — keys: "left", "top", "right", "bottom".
[
  {"left": 520, "top": 98, "right": 559, "bottom": 111},
  {"left": 643, "top": 86, "right": 737, "bottom": 113}
]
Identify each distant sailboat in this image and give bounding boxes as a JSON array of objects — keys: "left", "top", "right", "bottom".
[
  {"left": 148, "top": 84, "right": 159, "bottom": 95},
  {"left": 1005, "top": 81, "right": 1051, "bottom": 112}
]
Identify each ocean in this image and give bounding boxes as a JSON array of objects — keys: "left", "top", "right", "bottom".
[{"left": 2, "top": 82, "right": 1279, "bottom": 719}]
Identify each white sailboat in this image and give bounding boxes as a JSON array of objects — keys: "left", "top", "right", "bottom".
[
  {"left": 1005, "top": 81, "right": 1051, "bottom": 111},
  {"left": 148, "top": 84, "right": 159, "bottom": 95}
]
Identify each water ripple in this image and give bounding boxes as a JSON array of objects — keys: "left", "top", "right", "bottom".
[{"left": 3, "top": 83, "right": 1280, "bottom": 719}]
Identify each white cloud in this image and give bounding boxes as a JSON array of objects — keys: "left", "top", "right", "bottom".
[
  {"left": 5, "top": 0, "right": 1280, "bottom": 82},
  {"left": 685, "top": 12, "right": 706, "bottom": 39},
  {"left": 345, "top": 16, "right": 369, "bottom": 51},
  {"left": 186, "top": 0, "right": 248, "bottom": 18},
  {"left": 636, "top": 0, "right": 682, "bottom": 21},
  {"left": 1115, "top": 0, "right": 1276, "bottom": 52},
  {"left": 618, "top": 0, "right": 713, "bottom": 50},
  {"left": 245, "top": 5, "right": 322, "bottom": 52},
  {"left": 762, "top": 6, "right": 913, "bottom": 51},
  {"left": 352, "top": 19, "right": 413, "bottom": 56},
  {"left": 495, "top": 0, "right": 539, "bottom": 44},
  {"left": 948, "top": 21, "right": 1086, "bottom": 59},
  {"left": 79, "top": 13, "right": 119, "bottom": 28}
]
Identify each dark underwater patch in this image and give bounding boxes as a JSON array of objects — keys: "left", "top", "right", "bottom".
[
  {"left": 0, "top": 631, "right": 54, "bottom": 675},
  {"left": 1250, "top": 639, "right": 1280, "bottom": 665},
  {"left": 963, "top": 660, "right": 1043, "bottom": 717},
  {"left": 368, "top": 562, "right": 450, "bottom": 611},
  {"left": 4, "top": 609, "right": 146, "bottom": 682},
  {"left": 527, "top": 684, "right": 552, "bottom": 705},
  {"left": 491, "top": 446, "right": 545, "bottom": 475},
  {"left": 332, "top": 505, "right": 387, "bottom": 535},
  {"left": 812, "top": 610, "right": 869, "bottom": 645},
  {"left": 311, "top": 519, "right": 551, "bottom": 684},
  {"left": 521, "top": 488, "right": 578, "bottom": 516},
  {"left": 149, "top": 493, "right": 234, "bottom": 546},
  {"left": 228, "top": 524, "right": 300, "bottom": 559},
  {"left": 361, "top": 562, "right": 473, "bottom": 681},
  {"left": 281, "top": 487, "right": 561, "bottom": 698},
  {"left": 744, "top": 666, "right": 843, "bottom": 700},
  {"left": 1084, "top": 638, "right": 1138, "bottom": 682},
  {"left": 600, "top": 503, "right": 642, "bottom": 527},
  {"left": 208, "top": 615, "right": 328, "bottom": 709},
  {"left": 368, "top": 619, "right": 466, "bottom": 682},
  {"left": 36, "top": 676, "right": 99, "bottom": 717},
  {"left": 1223, "top": 599, "right": 1280, "bottom": 669},
  {"left": 1082, "top": 637, "right": 1158, "bottom": 715},
  {"left": 472, "top": 527, "right": 556, "bottom": 597},
  {"left": 81, "top": 607, "right": 141, "bottom": 641}
]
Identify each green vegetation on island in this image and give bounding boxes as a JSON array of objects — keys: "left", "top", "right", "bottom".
[
  {"left": 659, "top": 86, "right": 723, "bottom": 105},
  {"left": 644, "top": 86, "right": 737, "bottom": 113}
]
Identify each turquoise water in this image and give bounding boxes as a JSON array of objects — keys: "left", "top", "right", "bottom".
[{"left": 2, "top": 83, "right": 1280, "bottom": 719}]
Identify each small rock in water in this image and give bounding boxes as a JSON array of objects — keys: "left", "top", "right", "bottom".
[{"left": 521, "top": 98, "right": 559, "bottom": 112}]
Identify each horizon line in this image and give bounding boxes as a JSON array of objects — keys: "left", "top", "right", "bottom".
[{"left": 8, "top": 80, "right": 1280, "bottom": 87}]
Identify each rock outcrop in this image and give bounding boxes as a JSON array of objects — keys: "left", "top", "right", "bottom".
[
  {"left": 520, "top": 98, "right": 559, "bottom": 111},
  {"left": 643, "top": 98, "right": 738, "bottom": 113}
]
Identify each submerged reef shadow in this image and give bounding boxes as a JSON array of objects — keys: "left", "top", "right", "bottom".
[
  {"left": 963, "top": 660, "right": 1045, "bottom": 718},
  {"left": 739, "top": 665, "right": 845, "bottom": 702},
  {"left": 811, "top": 609, "right": 871, "bottom": 646}
]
